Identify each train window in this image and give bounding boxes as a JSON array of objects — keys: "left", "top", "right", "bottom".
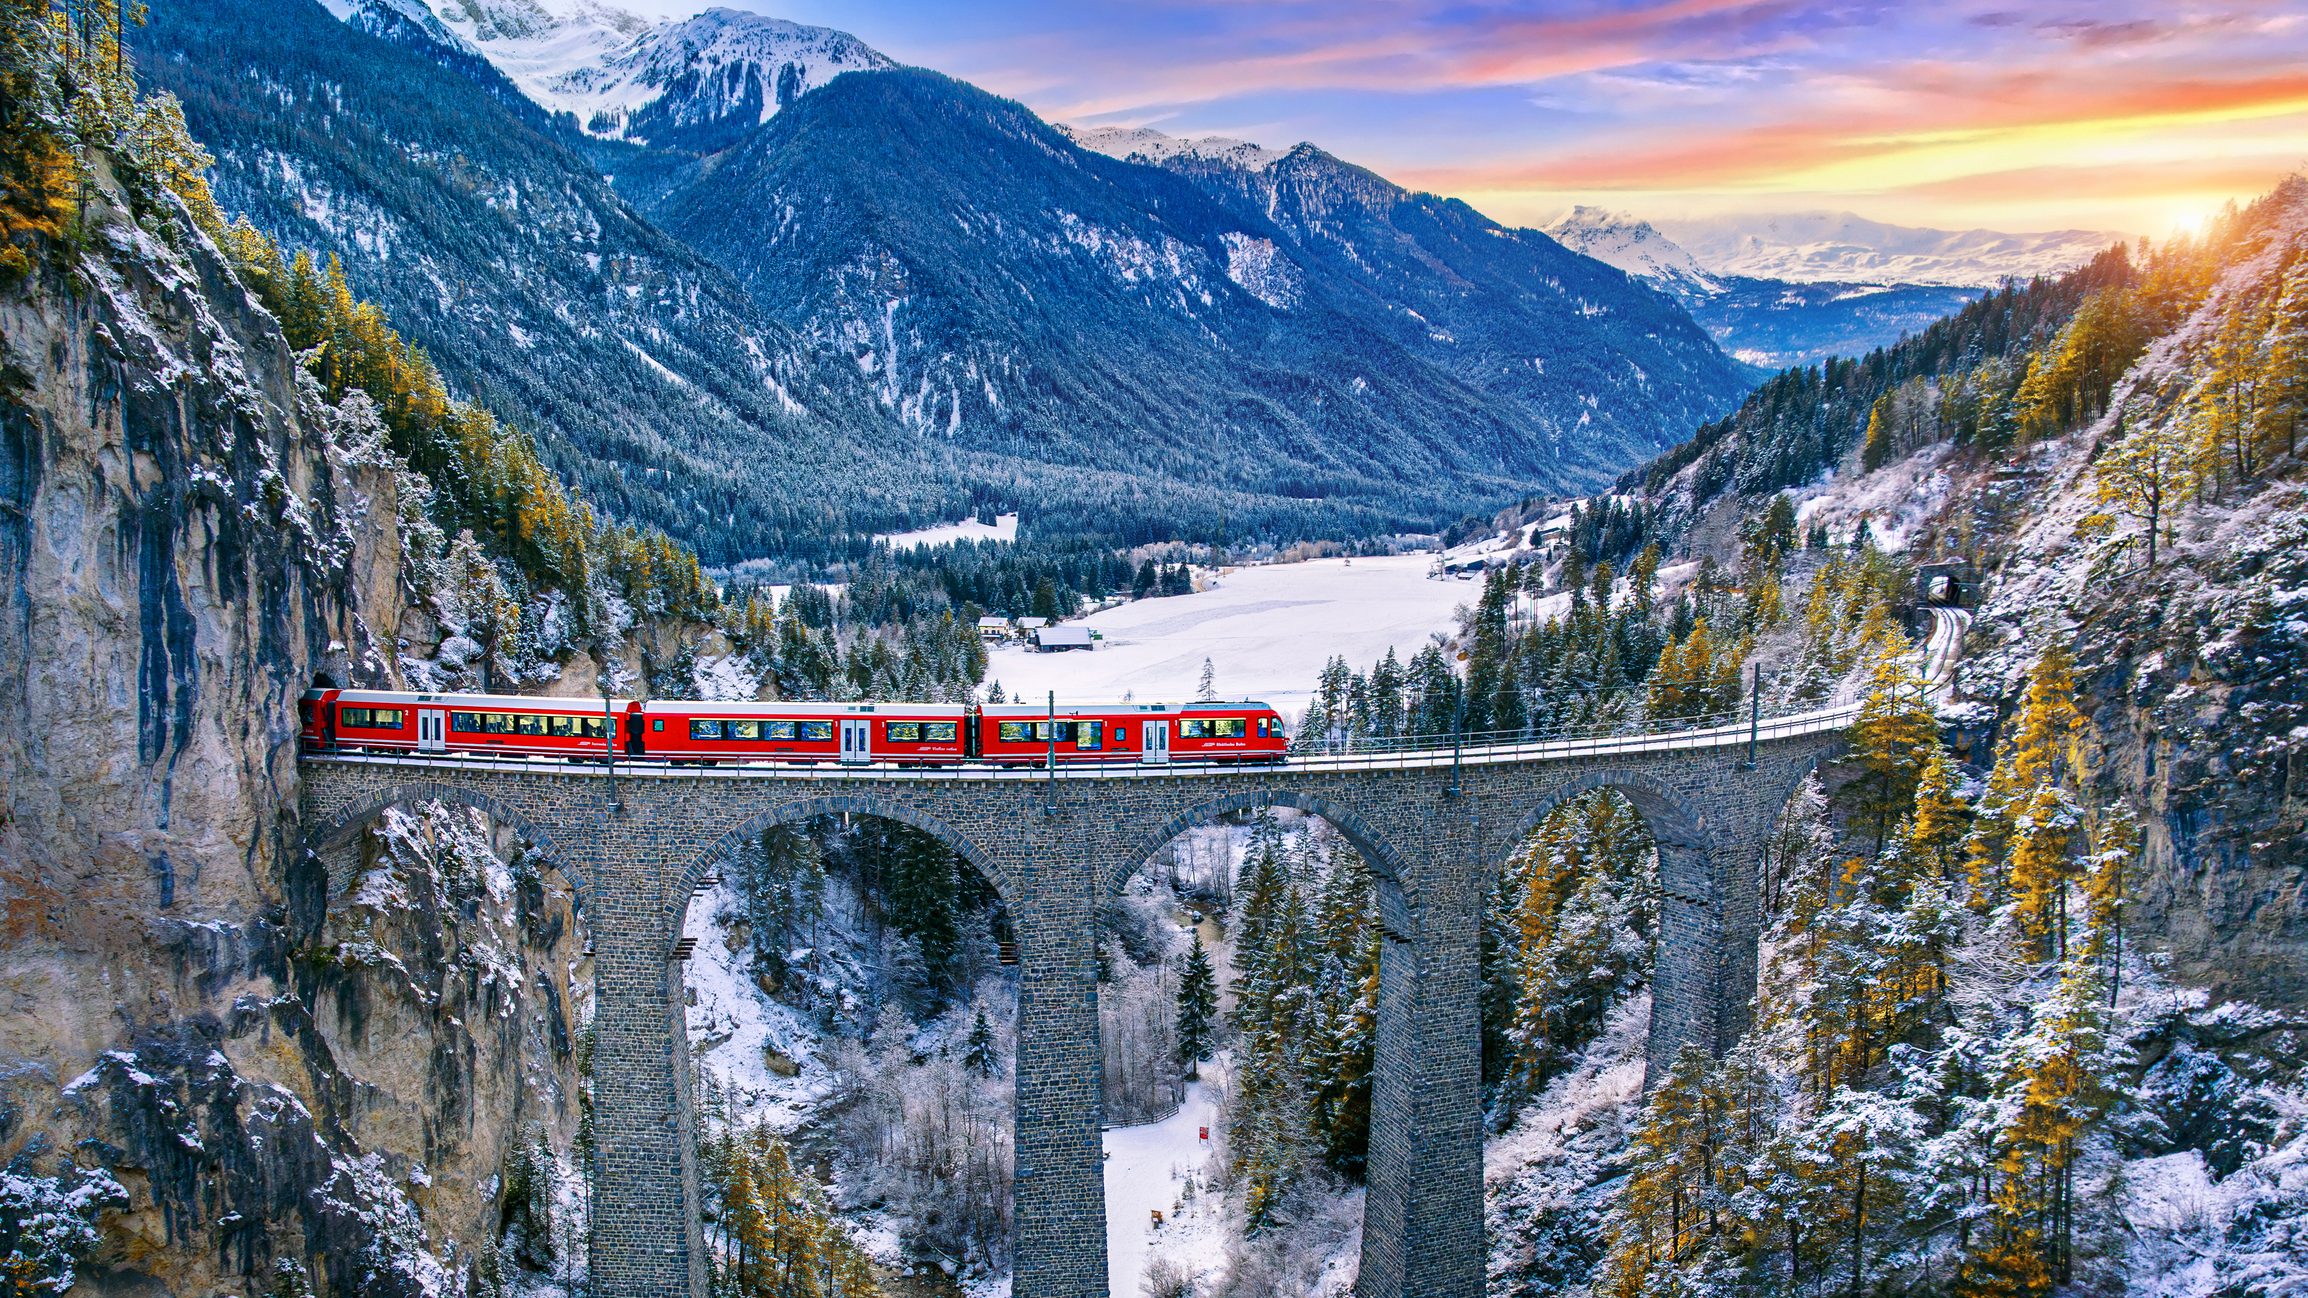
[
  {"left": 729, "top": 720, "right": 763, "bottom": 740},
  {"left": 1255, "top": 718, "right": 1268, "bottom": 738},
  {"left": 517, "top": 715, "right": 544, "bottom": 736},
  {"left": 580, "top": 717, "right": 607, "bottom": 739},
  {"left": 298, "top": 702, "right": 314, "bottom": 725},
  {"left": 998, "top": 722, "right": 1031, "bottom": 743},
  {"left": 347, "top": 707, "right": 401, "bottom": 728},
  {"left": 885, "top": 722, "right": 921, "bottom": 742},
  {"left": 797, "top": 721, "right": 833, "bottom": 741},
  {"left": 1077, "top": 721, "right": 1102, "bottom": 751},
  {"left": 767, "top": 721, "right": 798, "bottom": 741},
  {"left": 484, "top": 713, "right": 515, "bottom": 734},
  {"left": 451, "top": 712, "right": 480, "bottom": 733},
  {"left": 547, "top": 715, "right": 574, "bottom": 736},
  {"left": 690, "top": 719, "right": 724, "bottom": 740},
  {"left": 1115, "top": 724, "right": 1129, "bottom": 744},
  {"left": 653, "top": 718, "right": 663, "bottom": 731},
  {"left": 1180, "top": 719, "right": 1212, "bottom": 738},
  {"left": 1213, "top": 718, "right": 1247, "bottom": 738},
  {"left": 922, "top": 721, "right": 957, "bottom": 742}
]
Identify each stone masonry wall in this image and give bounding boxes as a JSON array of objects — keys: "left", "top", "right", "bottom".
[{"left": 297, "top": 736, "right": 1832, "bottom": 1298}]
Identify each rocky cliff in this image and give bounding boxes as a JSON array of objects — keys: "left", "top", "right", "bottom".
[{"left": 0, "top": 162, "right": 589, "bottom": 1297}]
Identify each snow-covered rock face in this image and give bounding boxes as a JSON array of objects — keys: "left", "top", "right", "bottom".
[
  {"left": 410, "top": 0, "right": 893, "bottom": 147},
  {"left": 1220, "top": 232, "right": 1303, "bottom": 310},
  {"left": 1540, "top": 205, "right": 1721, "bottom": 302},
  {"left": 1061, "top": 123, "right": 1284, "bottom": 173},
  {"left": 1652, "top": 210, "right": 2132, "bottom": 287}
]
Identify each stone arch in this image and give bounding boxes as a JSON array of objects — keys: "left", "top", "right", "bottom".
[
  {"left": 1766, "top": 745, "right": 1844, "bottom": 829},
  {"left": 666, "top": 794, "right": 1012, "bottom": 964},
  {"left": 1117, "top": 789, "right": 1417, "bottom": 939},
  {"left": 1495, "top": 767, "right": 1734, "bottom": 1081},
  {"left": 1503, "top": 767, "right": 1715, "bottom": 858},
  {"left": 297, "top": 781, "right": 590, "bottom": 906}
]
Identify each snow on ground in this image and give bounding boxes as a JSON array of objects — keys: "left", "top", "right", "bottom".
[
  {"left": 1786, "top": 442, "right": 1957, "bottom": 552},
  {"left": 986, "top": 555, "right": 1469, "bottom": 715},
  {"left": 681, "top": 884, "right": 835, "bottom": 1131},
  {"left": 1105, "top": 1064, "right": 1229, "bottom": 1296},
  {"left": 876, "top": 513, "right": 1020, "bottom": 549}
]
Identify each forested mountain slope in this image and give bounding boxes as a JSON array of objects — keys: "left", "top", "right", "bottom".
[
  {"left": 639, "top": 69, "right": 1757, "bottom": 539},
  {"left": 129, "top": 0, "right": 952, "bottom": 566},
  {"left": 1431, "top": 180, "right": 2308, "bottom": 1298},
  {"left": 1052, "top": 124, "right": 1758, "bottom": 478}
]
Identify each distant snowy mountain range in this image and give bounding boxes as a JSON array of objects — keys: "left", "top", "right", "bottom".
[
  {"left": 1653, "top": 211, "right": 2132, "bottom": 287},
  {"left": 1546, "top": 205, "right": 2129, "bottom": 290},
  {"left": 1543, "top": 205, "right": 2132, "bottom": 367}
]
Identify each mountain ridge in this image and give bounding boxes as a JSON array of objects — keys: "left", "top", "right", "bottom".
[
  {"left": 641, "top": 68, "right": 1759, "bottom": 515},
  {"left": 1653, "top": 209, "right": 2133, "bottom": 286}
]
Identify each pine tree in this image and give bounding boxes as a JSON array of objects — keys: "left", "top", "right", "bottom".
[
  {"left": 1175, "top": 934, "right": 1218, "bottom": 1071},
  {"left": 2089, "top": 412, "right": 2197, "bottom": 570},
  {"left": 1863, "top": 394, "right": 1894, "bottom": 471},
  {"left": 1847, "top": 651, "right": 1941, "bottom": 858},
  {"left": 2081, "top": 804, "right": 2137, "bottom": 1002},
  {"left": 1910, "top": 744, "right": 1969, "bottom": 883},
  {"left": 1969, "top": 638, "right": 2088, "bottom": 913},
  {"left": 2008, "top": 784, "right": 2082, "bottom": 962},
  {"left": 1197, "top": 656, "right": 1218, "bottom": 701},
  {"left": 964, "top": 1008, "right": 999, "bottom": 1076}
]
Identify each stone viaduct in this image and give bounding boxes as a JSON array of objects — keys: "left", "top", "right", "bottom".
[{"left": 291, "top": 598, "right": 1965, "bottom": 1298}]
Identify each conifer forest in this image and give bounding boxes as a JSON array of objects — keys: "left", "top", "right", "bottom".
[{"left": 2, "top": 2, "right": 2306, "bottom": 1298}]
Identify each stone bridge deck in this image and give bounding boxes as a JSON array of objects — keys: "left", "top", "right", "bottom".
[{"left": 294, "top": 612, "right": 1966, "bottom": 1298}]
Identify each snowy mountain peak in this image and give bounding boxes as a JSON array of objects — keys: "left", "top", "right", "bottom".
[
  {"left": 389, "top": 1, "right": 893, "bottom": 147},
  {"left": 1060, "top": 124, "right": 1285, "bottom": 174},
  {"left": 1540, "top": 205, "right": 1721, "bottom": 301},
  {"left": 1652, "top": 210, "right": 2133, "bottom": 287}
]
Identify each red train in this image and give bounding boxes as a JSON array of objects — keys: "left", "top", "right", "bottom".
[{"left": 298, "top": 689, "right": 1289, "bottom": 766}]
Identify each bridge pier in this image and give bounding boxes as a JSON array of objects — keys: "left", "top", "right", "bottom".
[
  {"left": 1007, "top": 824, "right": 1110, "bottom": 1298},
  {"left": 586, "top": 801, "right": 710, "bottom": 1298},
  {"left": 1356, "top": 842, "right": 1485, "bottom": 1298}
]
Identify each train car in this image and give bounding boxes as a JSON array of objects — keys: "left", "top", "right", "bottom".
[
  {"left": 976, "top": 702, "right": 1143, "bottom": 766},
  {"left": 301, "top": 689, "right": 1284, "bottom": 768},
  {"left": 1169, "top": 702, "right": 1289, "bottom": 762},
  {"left": 301, "top": 688, "right": 625, "bottom": 759},
  {"left": 634, "top": 700, "right": 969, "bottom": 765},
  {"left": 974, "top": 700, "right": 1286, "bottom": 766}
]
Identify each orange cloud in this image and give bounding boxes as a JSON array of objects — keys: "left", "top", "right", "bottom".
[{"left": 1401, "top": 69, "right": 2308, "bottom": 192}]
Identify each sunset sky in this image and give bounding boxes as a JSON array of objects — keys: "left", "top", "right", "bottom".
[{"left": 661, "top": 0, "right": 2308, "bottom": 240}]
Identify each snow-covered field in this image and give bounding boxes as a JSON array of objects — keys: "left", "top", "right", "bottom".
[
  {"left": 876, "top": 513, "right": 1020, "bottom": 549},
  {"left": 986, "top": 555, "right": 1472, "bottom": 714},
  {"left": 1104, "top": 1069, "right": 1229, "bottom": 1296}
]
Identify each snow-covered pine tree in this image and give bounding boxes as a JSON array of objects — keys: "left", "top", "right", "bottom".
[
  {"left": 1176, "top": 933, "right": 1218, "bottom": 1072},
  {"left": 964, "top": 1008, "right": 999, "bottom": 1076},
  {"left": 1846, "top": 650, "right": 1941, "bottom": 858}
]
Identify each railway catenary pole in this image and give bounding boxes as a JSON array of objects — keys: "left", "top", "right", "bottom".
[
  {"left": 600, "top": 670, "right": 620, "bottom": 811},
  {"left": 1745, "top": 664, "right": 1761, "bottom": 769},
  {"left": 1045, "top": 689, "right": 1057, "bottom": 815}
]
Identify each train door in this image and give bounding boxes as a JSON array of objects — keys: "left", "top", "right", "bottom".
[
  {"left": 417, "top": 707, "right": 446, "bottom": 753},
  {"left": 1140, "top": 717, "right": 1169, "bottom": 764},
  {"left": 840, "top": 718, "right": 871, "bottom": 764}
]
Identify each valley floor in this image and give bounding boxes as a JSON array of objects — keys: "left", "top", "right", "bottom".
[
  {"left": 1103, "top": 1066, "right": 1228, "bottom": 1295},
  {"left": 988, "top": 554, "right": 1473, "bottom": 713}
]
